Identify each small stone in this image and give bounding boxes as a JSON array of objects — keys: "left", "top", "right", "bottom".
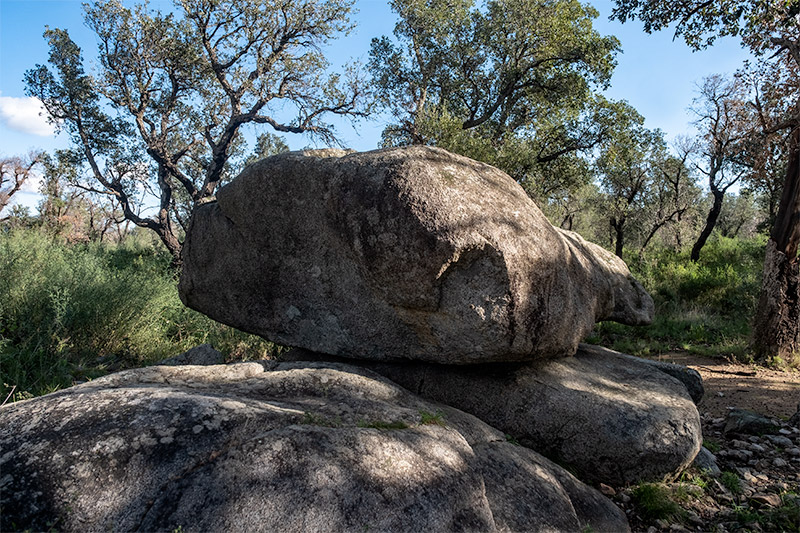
[
  {"left": 779, "top": 428, "right": 793, "bottom": 436},
  {"left": 743, "top": 471, "right": 758, "bottom": 483},
  {"left": 599, "top": 483, "right": 615, "bottom": 496},
  {"left": 766, "top": 482, "right": 788, "bottom": 493},
  {"left": 693, "top": 446, "right": 721, "bottom": 477},
  {"left": 751, "top": 493, "right": 782, "bottom": 508},
  {"left": 732, "top": 439, "right": 748, "bottom": 449},
  {"left": 766, "top": 435, "right": 793, "bottom": 448},
  {"left": 788, "top": 447, "right": 800, "bottom": 457},
  {"left": 656, "top": 519, "right": 670, "bottom": 528},
  {"left": 748, "top": 459, "right": 759, "bottom": 466},
  {"left": 724, "top": 408, "right": 780, "bottom": 436},
  {"left": 712, "top": 417, "right": 725, "bottom": 425},
  {"left": 669, "top": 523, "right": 688, "bottom": 532},
  {"left": 717, "top": 392, "right": 725, "bottom": 397},
  {"left": 619, "top": 492, "right": 631, "bottom": 504},
  {"left": 646, "top": 527, "right": 658, "bottom": 533},
  {"left": 686, "top": 511, "right": 704, "bottom": 526},
  {"left": 718, "top": 492, "right": 735, "bottom": 504},
  {"left": 748, "top": 436, "right": 762, "bottom": 443},
  {"left": 773, "top": 457, "right": 788, "bottom": 467}
]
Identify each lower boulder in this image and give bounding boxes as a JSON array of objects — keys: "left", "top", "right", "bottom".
[
  {"left": 0, "top": 361, "right": 627, "bottom": 533},
  {"left": 286, "top": 344, "right": 703, "bottom": 485}
]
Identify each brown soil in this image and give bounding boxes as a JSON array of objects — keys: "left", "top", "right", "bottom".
[{"left": 644, "top": 352, "right": 800, "bottom": 420}]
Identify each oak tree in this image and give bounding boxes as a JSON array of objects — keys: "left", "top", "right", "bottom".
[
  {"left": 0, "top": 153, "right": 42, "bottom": 221},
  {"left": 611, "top": 0, "right": 800, "bottom": 360},
  {"left": 369, "top": 0, "right": 620, "bottom": 198},
  {"left": 26, "top": 0, "right": 369, "bottom": 263}
]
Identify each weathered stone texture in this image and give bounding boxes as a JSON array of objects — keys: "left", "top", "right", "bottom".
[
  {"left": 0, "top": 362, "right": 628, "bottom": 533},
  {"left": 180, "top": 146, "right": 653, "bottom": 364},
  {"left": 285, "top": 344, "right": 702, "bottom": 485}
]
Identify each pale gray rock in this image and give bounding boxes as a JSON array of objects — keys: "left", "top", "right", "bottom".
[
  {"left": 0, "top": 361, "right": 627, "bottom": 533},
  {"left": 284, "top": 344, "right": 702, "bottom": 485},
  {"left": 180, "top": 146, "right": 653, "bottom": 364},
  {"left": 586, "top": 345, "right": 704, "bottom": 405}
]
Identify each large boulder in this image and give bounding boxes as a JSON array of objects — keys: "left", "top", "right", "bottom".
[
  {"left": 284, "top": 344, "right": 702, "bottom": 485},
  {"left": 179, "top": 146, "right": 653, "bottom": 364},
  {"left": 0, "top": 361, "right": 628, "bottom": 533}
]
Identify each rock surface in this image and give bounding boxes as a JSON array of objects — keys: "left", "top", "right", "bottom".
[
  {"left": 0, "top": 361, "right": 628, "bottom": 533},
  {"left": 179, "top": 146, "right": 653, "bottom": 364},
  {"left": 284, "top": 344, "right": 702, "bottom": 485},
  {"left": 724, "top": 408, "right": 782, "bottom": 436}
]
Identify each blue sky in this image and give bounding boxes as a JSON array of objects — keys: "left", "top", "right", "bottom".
[{"left": 0, "top": 0, "right": 751, "bottom": 208}]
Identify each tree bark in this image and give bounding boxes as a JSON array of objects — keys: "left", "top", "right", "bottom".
[
  {"left": 691, "top": 188, "right": 725, "bottom": 261},
  {"left": 611, "top": 216, "right": 625, "bottom": 258},
  {"left": 753, "top": 127, "right": 800, "bottom": 361}
]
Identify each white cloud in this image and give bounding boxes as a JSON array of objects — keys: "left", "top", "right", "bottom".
[
  {"left": 20, "top": 169, "right": 44, "bottom": 194},
  {"left": 0, "top": 93, "right": 56, "bottom": 137}
]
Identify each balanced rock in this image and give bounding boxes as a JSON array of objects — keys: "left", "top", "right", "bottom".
[
  {"left": 285, "top": 344, "right": 702, "bottom": 485},
  {"left": 180, "top": 146, "right": 653, "bottom": 364},
  {"left": 0, "top": 361, "right": 628, "bottom": 533}
]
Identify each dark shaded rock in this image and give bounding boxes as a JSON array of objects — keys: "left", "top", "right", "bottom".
[
  {"left": 789, "top": 402, "right": 800, "bottom": 428},
  {"left": 158, "top": 343, "right": 224, "bottom": 366},
  {"left": 0, "top": 361, "right": 628, "bottom": 533},
  {"left": 180, "top": 146, "right": 653, "bottom": 364},
  {"left": 693, "top": 446, "right": 722, "bottom": 477},
  {"left": 284, "top": 344, "right": 702, "bottom": 485},
  {"left": 724, "top": 408, "right": 781, "bottom": 436}
]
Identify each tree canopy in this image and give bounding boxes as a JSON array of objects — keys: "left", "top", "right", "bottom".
[
  {"left": 26, "top": 0, "right": 370, "bottom": 261},
  {"left": 369, "top": 0, "right": 621, "bottom": 196}
]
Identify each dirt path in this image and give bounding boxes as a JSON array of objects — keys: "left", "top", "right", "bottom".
[{"left": 645, "top": 352, "right": 800, "bottom": 420}]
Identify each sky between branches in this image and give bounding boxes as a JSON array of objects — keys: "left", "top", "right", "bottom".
[{"left": 0, "top": 0, "right": 751, "bottom": 209}]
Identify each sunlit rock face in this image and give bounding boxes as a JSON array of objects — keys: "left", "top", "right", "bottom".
[
  {"left": 0, "top": 361, "right": 629, "bottom": 533},
  {"left": 179, "top": 146, "right": 653, "bottom": 364}
]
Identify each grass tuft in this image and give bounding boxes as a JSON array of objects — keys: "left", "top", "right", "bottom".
[{"left": 631, "top": 483, "right": 684, "bottom": 522}]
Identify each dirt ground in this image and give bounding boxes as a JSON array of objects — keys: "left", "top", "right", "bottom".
[{"left": 645, "top": 352, "right": 800, "bottom": 421}]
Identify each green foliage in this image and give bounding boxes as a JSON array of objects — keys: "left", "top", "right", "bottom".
[
  {"left": 631, "top": 483, "right": 683, "bottom": 522},
  {"left": 734, "top": 495, "right": 800, "bottom": 531},
  {"left": 720, "top": 471, "right": 743, "bottom": 495},
  {"left": 369, "top": 0, "right": 620, "bottom": 193},
  {"left": 25, "top": 0, "right": 368, "bottom": 259},
  {"left": 419, "top": 410, "right": 445, "bottom": 426},
  {"left": 0, "top": 227, "right": 279, "bottom": 401},
  {"left": 301, "top": 412, "right": 342, "bottom": 428},
  {"left": 589, "top": 236, "right": 764, "bottom": 358},
  {"left": 703, "top": 438, "right": 721, "bottom": 454}
]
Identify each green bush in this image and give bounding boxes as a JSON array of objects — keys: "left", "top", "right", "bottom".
[
  {"left": 631, "top": 483, "right": 683, "bottom": 522},
  {"left": 720, "top": 471, "right": 742, "bottom": 495},
  {"left": 589, "top": 236, "right": 765, "bottom": 358},
  {"left": 0, "top": 228, "right": 280, "bottom": 401}
]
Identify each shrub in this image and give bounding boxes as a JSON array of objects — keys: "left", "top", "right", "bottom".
[
  {"left": 720, "top": 471, "right": 742, "bottom": 495},
  {"left": 631, "top": 483, "right": 683, "bottom": 521},
  {"left": 590, "top": 236, "right": 764, "bottom": 358},
  {"left": 0, "top": 228, "right": 280, "bottom": 401}
]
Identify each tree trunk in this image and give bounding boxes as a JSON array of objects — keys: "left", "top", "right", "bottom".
[
  {"left": 691, "top": 188, "right": 725, "bottom": 262},
  {"left": 752, "top": 128, "right": 800, "bottom": 361},
  {"left": 611, "top": 216, "right": 625, "bottom": 258}
]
